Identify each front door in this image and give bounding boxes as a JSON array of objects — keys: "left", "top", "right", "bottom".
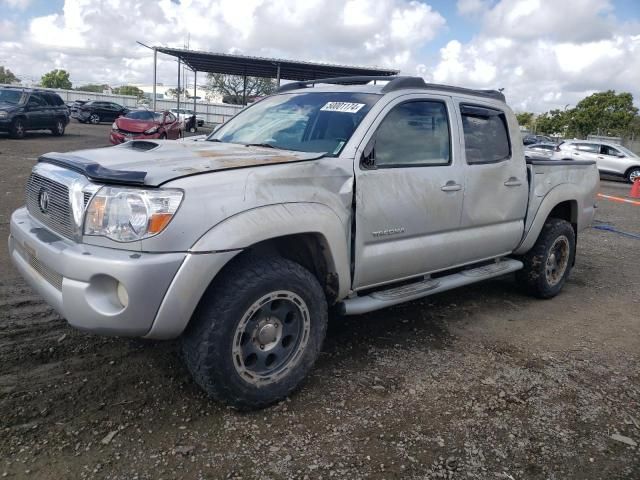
[
  {"left": 598, "top": 144, "right": 624, "bottom": 175},
  {"left": 352, "top": 95, "right": 465, "bottom": 289}
]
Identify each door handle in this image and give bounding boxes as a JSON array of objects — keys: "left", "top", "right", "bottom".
[
  {"left": 597, "top": 156, "right": 604, "bottom": 159},
  {"left": 441, "top": 182, "right": 462, "bottom": 192},
  {"left": 573, "top": 152, "right": 580, "bottom": 156},
  {"left": 504, "top": 177, "right": 522, "bottom": 187}
]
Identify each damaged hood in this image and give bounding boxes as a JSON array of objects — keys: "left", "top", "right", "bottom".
[{"left": 38, "top": 139, "right": 327, "bottom": 187}]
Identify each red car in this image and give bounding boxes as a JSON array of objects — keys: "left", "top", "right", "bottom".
[{"left": 110, "top": 110, "right": 181, "bottom": 144}]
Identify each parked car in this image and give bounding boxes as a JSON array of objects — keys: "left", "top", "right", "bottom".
[
  {"left": 9, "top": 76, "right": 599, "bottom": 409},
  {"left": 553, "top": 140, "right": 640, "bottom": 183},
  {"left": 75, "top": 100, "right": 129, "bottom": 124},
  {"left": 524, "top": 142, "right": 557, "bottom": 161},
  {"left": 523, "top": 134, "right": 554, "bottom": 145},
  {"left": 68, "top": 100, "right": 89, "bottom": 117},
  {"left": 0, "top": 86, "right": 69, "bottom": 138},
  {"left": 170, "top": 108, "right": 204, "bottom": 127},
  {"left": 110, "top": 110, "right": 182, "bottom": 144}
]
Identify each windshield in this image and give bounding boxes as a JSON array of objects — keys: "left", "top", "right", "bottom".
[
  {"left": 209, "top": 92, "right": 381, "bottom": 156},
  {"left": 125, "top": 110, "right": 162, "bottom": 121},
  {"left": 0, "top": 89, "right": 26, "bottom": 105},
  {"left": 616, "top": 144, "right": 638, "bottom": 157}
]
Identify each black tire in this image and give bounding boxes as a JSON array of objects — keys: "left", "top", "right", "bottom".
[
  {"left": 159, "top": 133, "right": 167, "bottom": 140},
  {"left": 181, "top": 255, "right": 328, "bottom": 410},
  {"left": 516, "top": 218, "right": 575, "bottom": 299},
  {"left": 9, "top": 118, "right": 26, "bottom": 139},
  {"left": 51, "top": 118, "right": 65, "bottom": 136},
  {"left": 89, "top": 113, "right": 100, "bottom": 124},
  {"left": 626, "top": 167, "right": 640, "bottom": 184}
]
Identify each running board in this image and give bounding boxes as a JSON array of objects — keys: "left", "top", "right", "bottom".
[{"left": 340, "top": 258, "right": 523, "bottom": 315}]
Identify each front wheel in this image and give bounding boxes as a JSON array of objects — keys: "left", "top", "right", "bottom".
[
  {"left": 9, "top": 118, "right": 25, "bottom": 139},
  {"left": 516, "top": 218, "right": 575, "bottom": 299},
  {"left": 626, "top": 167, "right": 640, "bottom": 184},
  {"left": 89, "top": 113, "right": 100, "bottom": 124},
  {"left": 181, "top": 256, "right": 328, "bottom": 410}
]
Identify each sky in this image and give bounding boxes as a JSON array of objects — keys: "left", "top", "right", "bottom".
[{"left": 0, "top": 0, "right": 638, "bottom": 113}]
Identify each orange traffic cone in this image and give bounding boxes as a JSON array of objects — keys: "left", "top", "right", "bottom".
[{"left": 631, "top": 178, "right": 640, "bottom": 199}]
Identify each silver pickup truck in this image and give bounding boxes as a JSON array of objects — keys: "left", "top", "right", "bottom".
[{"left": 9, "top": 76, "right": 599, "bottom": 409}]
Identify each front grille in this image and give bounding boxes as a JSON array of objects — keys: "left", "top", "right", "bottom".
[
  {"left": 26, "top": 173, "right": 74, "bottom": 239},
  {"left": 14, "top": 241, "right": 63, "bottom": 291},
  {"left": 117, "top": 128, "right": 144, "bottom": 135}
]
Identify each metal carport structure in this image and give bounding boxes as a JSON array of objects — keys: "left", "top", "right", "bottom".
[{"left": 148, "top": 46, "right": 399, "bottom": 111}]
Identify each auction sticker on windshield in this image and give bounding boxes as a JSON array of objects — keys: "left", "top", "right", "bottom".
[{"left": 320, "top": 102, "right": 366, "bottom": 113}]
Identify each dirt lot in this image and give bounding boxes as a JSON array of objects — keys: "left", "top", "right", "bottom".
[{"left": 1, "top": 123, "right": 639, "bottom": 479}]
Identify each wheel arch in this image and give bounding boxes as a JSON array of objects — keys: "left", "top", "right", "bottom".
[
  {"left": 144, "top": 203, "right": 350, "bottom": 340},
  {"left": 514, "top": 184, "right": 587, "bottom": 255},
  {"left": 191, "top": 203, "right": 350, "bottom": 300}
]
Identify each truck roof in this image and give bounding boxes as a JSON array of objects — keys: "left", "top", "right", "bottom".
[{"left": 276, "top": 76, "right": 506, "bottom": 103}]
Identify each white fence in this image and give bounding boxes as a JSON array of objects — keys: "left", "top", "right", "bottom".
[{"left": 1, "top": 84, "right": 244, "bottom": 125}]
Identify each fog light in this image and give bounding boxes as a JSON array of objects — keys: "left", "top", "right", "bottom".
[{"left": 117, "top": 282, "right": 129, "bottom": 308}]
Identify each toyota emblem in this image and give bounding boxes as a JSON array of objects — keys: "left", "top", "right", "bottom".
[{"left": 38, "top": 189, "right": 50, "bottom": 213}]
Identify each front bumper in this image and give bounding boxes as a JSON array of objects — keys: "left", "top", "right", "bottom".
[
  {"left": 9, "top": 207, "right": 185, "bottom": 336},
  {"left": 0, "top": 117, "right": 12, "bottom": 132},
  {"left": 110, "top": 131, "right": 160, "bottom": 145}
]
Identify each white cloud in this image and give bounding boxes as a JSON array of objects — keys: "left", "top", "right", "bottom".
[
  {"left": 0, "top": 0, "right": 445, "bottom": 87},
  {"left": 1, "top": 0, "right": 638, "bottom": 113},
  {"left": 426, "top": 0, "right": 640, "bottom": 112}
]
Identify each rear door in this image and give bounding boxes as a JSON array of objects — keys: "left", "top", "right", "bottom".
[
  {"left": 456, "top": 101, "right": 528, "bottom": 262},
  {"left": 25, "top": 93, "right": 48, "bottom": 129},
  {"left": 598, "top": 144, "right": 624, "bottom": 175},
  {"left": 353, "top": 95, "right": 466, "bottom": 289}
]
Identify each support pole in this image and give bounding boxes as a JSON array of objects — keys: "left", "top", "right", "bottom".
[
  {"left": 177, "top": 57, "right": 181, "bottom": 120},
  {"left": 276, "top": 63, "right": 281, "bottom": 87},
  {"left": 242, "top": 74, "right": 247, "bottom": 106},
  {"left": 193, "top": 70, "right": 197, "bottom": 118},
  {"left": 152, "top": 47, "right": 157, "bottom": 111}
]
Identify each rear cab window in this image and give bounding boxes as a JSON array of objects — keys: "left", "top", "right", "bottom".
[{"left": 460, "top": 104, "right": 511, "bottom": 164}]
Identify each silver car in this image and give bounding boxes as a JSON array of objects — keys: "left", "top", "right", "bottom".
[
  {"left": 554, "top": 140, "right": 640, "bottom": 183},
  {"left": 524, "top": 142, "right": 557, "bottom": 161}
]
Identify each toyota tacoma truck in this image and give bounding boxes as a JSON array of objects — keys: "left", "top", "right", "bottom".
[{"left": 9, "top": 76, "right": 599, "bottom": 409}]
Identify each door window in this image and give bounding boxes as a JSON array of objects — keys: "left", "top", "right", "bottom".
[
  {"left": 372, "top": 101, "right": 450, "bottom": 168},
  {"left": 461, "top": 104, "right": 511, "bottom": 164},
  {"left": 27, "top": 94, "right": 47, "bottom": 107},
  {"left": 600, "top": 145, "right": 621, "bottom": 156},
  {"left": 166, "top": 112, "right": 176, "bottom": 123},
  {"left": 574, "top": 143, "right": 599, "bottom": 153}
]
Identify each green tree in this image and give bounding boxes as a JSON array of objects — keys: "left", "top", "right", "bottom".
[
  {"left": 40, "top": 69, "right": 72, "bottom": 89},
  {"left": 205, "top": 74, "right": 276, "bottom": 104},
  {"left": 569, "top": 90, "right": 638, "bottom": 138},
  {"left": 113, "top": 85, "right": 144, "bottom": 97},
  {"left": 75, "top": 84, "right": 108, "bottom": 93},
  {"left": 515, "top": 112, "right": 535, "bottom": 130},
  {"left": 536, "top": 109, "right": 571, "bottom": 136},
  {"left": 0, "top": 66, "right": 19, "bottom": 84}
]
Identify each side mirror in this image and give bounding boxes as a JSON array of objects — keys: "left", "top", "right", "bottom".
[{"left": 617, "top": 153, "right": 626, "bottom": 158}]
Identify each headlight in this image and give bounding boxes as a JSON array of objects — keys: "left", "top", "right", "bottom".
[
  {"left": 84, "top": 187, "right": 183, "bottom": 242},
  {"left": 0, "top": 111, "right": 7, "bottom": 118},
  {"left": 111, "top": 122, "right": 117, "bottom": 130},
  {"left": 144, "top": 126, "right": 159, "bottom": 134}
]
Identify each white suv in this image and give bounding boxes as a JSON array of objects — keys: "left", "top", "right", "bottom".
[{"left": 554, "top": 140, "right": 640, "bottom": 183}]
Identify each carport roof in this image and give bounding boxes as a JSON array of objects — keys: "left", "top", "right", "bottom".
[{"left": 154, "top": 46, "right": 399, "bottom": 81}]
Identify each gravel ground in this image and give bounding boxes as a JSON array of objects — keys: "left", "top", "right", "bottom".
[{"left": 1, "top": 123, "right": 639, "bottom": 479}]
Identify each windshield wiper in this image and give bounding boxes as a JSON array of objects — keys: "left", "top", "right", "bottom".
[
  {"left": 244, "top": 143, "right": 281, "bottom": 149},
  {"left": 207, "top": 138, "right": 222, "bottom": 142}
]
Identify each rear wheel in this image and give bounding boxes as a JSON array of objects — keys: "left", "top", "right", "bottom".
[
  {"left": 181, "top": 255, "right": 328, "bottom": 410},
  {"left": 516, "top": 218, "right": 575, "bottom": 299},
  {"left": 626, "top": 167, "right": 640, "bottom": 184},
  {"left": 9, "top": 118, "right": 25, "bottom": 139},
  {"left": 51, "top": 118, "right": 65, "bottom": 136}
]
